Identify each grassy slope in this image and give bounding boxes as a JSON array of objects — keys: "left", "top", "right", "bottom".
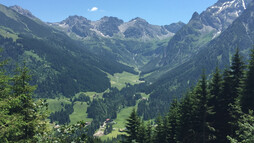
[
  {"left": 0, "top": 26, "right": 19, "bottom": 41},
  {"left": 69, "top": 102, "right": 93, "bottom": 124},
  {"left": 107, "top": 72, "right": 144, "bottom": 90},
  {"left": 47, "top": 98, "right": 71, "bottom": 113}
]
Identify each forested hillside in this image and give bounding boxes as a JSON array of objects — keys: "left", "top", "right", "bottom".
[{"left": 0, "top": 4, "right": 136, "bottom": 98}]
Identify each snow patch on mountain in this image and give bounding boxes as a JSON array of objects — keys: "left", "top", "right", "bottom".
[{"left": 242, "top": 0, "right": 246, "bottom": 9}]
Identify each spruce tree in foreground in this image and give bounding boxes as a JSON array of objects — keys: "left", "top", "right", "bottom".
[
  {"left": 241, "top": 48, "right": 254, "bottom": 113},
  {"left": 230, "top": 48, "right": 245, "bottom": 100},
  {"left": 165, "top": 99, "right": 179, "bottom": 143},
  {"left": 227, "top": 107, "right": 254, "bottom": 143},
  {"left": 196, "top": 72, "right": 214, "bottom": 142},
  {"left": 209, "top": 67, "right": 224, "bottom": 143},
  {"left": 0, "top": 64, "right": 48, "bottom": 142},
  {"left": 124, "top": 108, "right": 140, "bottom": 143},
  {"left": 229, "top": 48, "right": 245, "bottom": 139},
  {"left": 137, "top": 121, "right": 146, "bottom": 143},
  {"left": 154, "top": 115, "right": 165, "bottom": 143},
  {"left": 144, "top": 121, "right": 153, "bottom": 143},
  {"left": 178, "top": 91, "right": 198, "bottom": 143}
]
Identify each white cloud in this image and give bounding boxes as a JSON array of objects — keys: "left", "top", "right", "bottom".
[{"left": 88, "top": 7, "right": 98, "bottom": 12}]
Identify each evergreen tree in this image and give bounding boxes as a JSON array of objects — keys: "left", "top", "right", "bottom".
[
  {"left": 209, "top": 67, "right": 223, "bottom": 108},
  {"left": 195, "top": 72, "right": 214, "bottom": 143},
  {"left": 229, "top": 49, "right": 245, "bottom": 139},
  {"left": 213, "top": 69, "right": 234, "bottom": 143},
  {"left": 124, "top": 108, "right": 140, "bottom": 143},
  {"left": 230, "top": 48, "right": 245, "bottom": 100},
  {"left": 165, "top": 99, "right": 179, "bottom": 143},
  {"left": 154, "top": 115, "right": 165, "bottom": 143},
  {"left": 0, "top": 64, "right": 48, "bottom": 142},
  {"left": 227, "top": 106, "right": 254, "bottom": 143},
  {"left": 144, "top": 121, "right": 153, "bottom": 143},
  {"left": 178, "top": 91, "right": 199, "bottom": 143},
  {"left": 241, "top": 48, "right": 254, "bottom": 113},
  {"left": 177, "top": 72, "right": 214, "bottom": 143},
  {"left": 209, "top": 67, "right": 223, "bottom": 143},
  {"left": 12, "top": 65, "right": 38, "bottom": 140},
  {"left": 137, "top": 121, "right": 146, "bottom": 143}
]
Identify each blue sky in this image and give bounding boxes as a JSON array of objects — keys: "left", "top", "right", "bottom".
[{"left": 0, "top": 0, "right": 217, "bottom": 25}]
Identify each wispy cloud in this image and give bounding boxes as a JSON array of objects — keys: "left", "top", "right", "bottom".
[{"left": 88, "top": 7, "right": 98, "bottom": 12}]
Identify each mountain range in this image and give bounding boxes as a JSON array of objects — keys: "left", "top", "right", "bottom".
[{"left": 50, "top": 16, "right": 185, "bottom": 40}]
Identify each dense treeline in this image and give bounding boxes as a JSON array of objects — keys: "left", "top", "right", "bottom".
[
  {"left": 123, "top": 48, "right": 254, "bottom": 143},
  {"left": 73, "top": 93, "right": 91, "bottom": 103}
]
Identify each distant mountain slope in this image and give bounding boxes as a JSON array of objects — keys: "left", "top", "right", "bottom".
[
  {"left": 150, "top": 0, "right": 254, "bottom": 97},
  {"left": 143, "top": 0, "right": 251, "bottom": 76},
  {"left": 0, "top": 4, "right": 136, "bottom": 98},
  {"left": 163, "top": 22, "right": 185, "bottom": 33}
]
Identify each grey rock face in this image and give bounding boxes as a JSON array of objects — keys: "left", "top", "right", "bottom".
[
  {"left": 59, "top": 15, "right": 96, "bottom": 37},
  {"left": 196, "top": 0, "right": 251, "bottom": 32},
  {"left": 95, "top": 16, "right": 124, "bottom": 37},
  {"left": 10, "top": 5, "right": 36, "bottom": 19}
]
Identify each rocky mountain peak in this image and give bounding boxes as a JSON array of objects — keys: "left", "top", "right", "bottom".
[
  {"left": 94, "top": 16, "right": 124, "bottom": 36},
  {"left": 190, "top": 12, "right": 200, "bottom": 21},
  {"left": 130, "top": 17, "right": 149, "bottom": 25},
  {"left": 199, "top": 0, "right": 251, "bottom": 31},
  {"left": 58, "top": 15, "right": 94, "bottom": 37},
  {"left": 10, "top": 5, "right": 36, "bottom": 19},
  {"left": 99, "top": 16, "right": 123, "bottom": 23},
  {"left": 61, "top": 15, "right": 91, "bottom": 25}
]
